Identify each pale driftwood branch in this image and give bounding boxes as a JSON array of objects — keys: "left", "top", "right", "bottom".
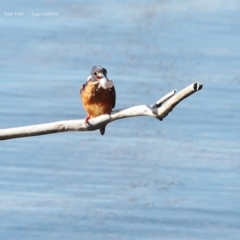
[{"left": 0, "top": 82, "right": 203, "bottom": 140}]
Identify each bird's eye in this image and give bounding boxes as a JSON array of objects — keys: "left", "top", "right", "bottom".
[{"left": 94, "top": 72, "right": 97, "bottom": 75}]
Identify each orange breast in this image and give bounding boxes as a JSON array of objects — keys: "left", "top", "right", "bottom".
[{"left": 81, "top": 81, "right": 114, "bottom": 118}]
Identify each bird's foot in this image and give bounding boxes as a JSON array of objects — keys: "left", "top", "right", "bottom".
[{"left": 85, "top": 115, "right": 90, "bottom": 125}]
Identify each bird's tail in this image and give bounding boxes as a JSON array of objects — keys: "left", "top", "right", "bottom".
[{"left": 99, "top": 126, "right": 106, "bottom": 135}]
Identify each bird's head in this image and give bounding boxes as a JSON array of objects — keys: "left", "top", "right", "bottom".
[{"left": 87, "top": 66, "right": 108, "bottom": 82}]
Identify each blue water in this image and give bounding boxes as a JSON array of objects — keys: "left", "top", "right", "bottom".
[{"left": 0, "top": 1, "right": 240, "bottom": 239}]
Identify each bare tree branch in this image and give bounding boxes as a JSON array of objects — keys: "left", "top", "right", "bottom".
[{"left": 0, "top": 82, "right": 203, "bottom": 140}]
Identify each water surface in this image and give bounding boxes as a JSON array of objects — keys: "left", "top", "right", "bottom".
[{"left": 0, "top": 1, "right": 240, "bottom": 239}]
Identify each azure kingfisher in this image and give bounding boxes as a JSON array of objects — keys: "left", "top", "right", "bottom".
[{"left": 80, "top": 66, "right": 116, "bottom": 135}]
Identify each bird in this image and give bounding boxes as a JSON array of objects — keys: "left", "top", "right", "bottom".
[{"left": 80, "top": 66, "right": 116, "bottom": 135}]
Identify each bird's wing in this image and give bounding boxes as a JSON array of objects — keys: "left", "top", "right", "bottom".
[
  {"left": 80, "top": 82, "right": 87, "bottom": 95},
  {"left": 110, "top": 86, "right": 116, "bottom": 109}
]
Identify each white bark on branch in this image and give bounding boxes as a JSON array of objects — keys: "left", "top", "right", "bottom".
[{"left": 0, "top": 82, "right": 203, "bottom": 140}]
